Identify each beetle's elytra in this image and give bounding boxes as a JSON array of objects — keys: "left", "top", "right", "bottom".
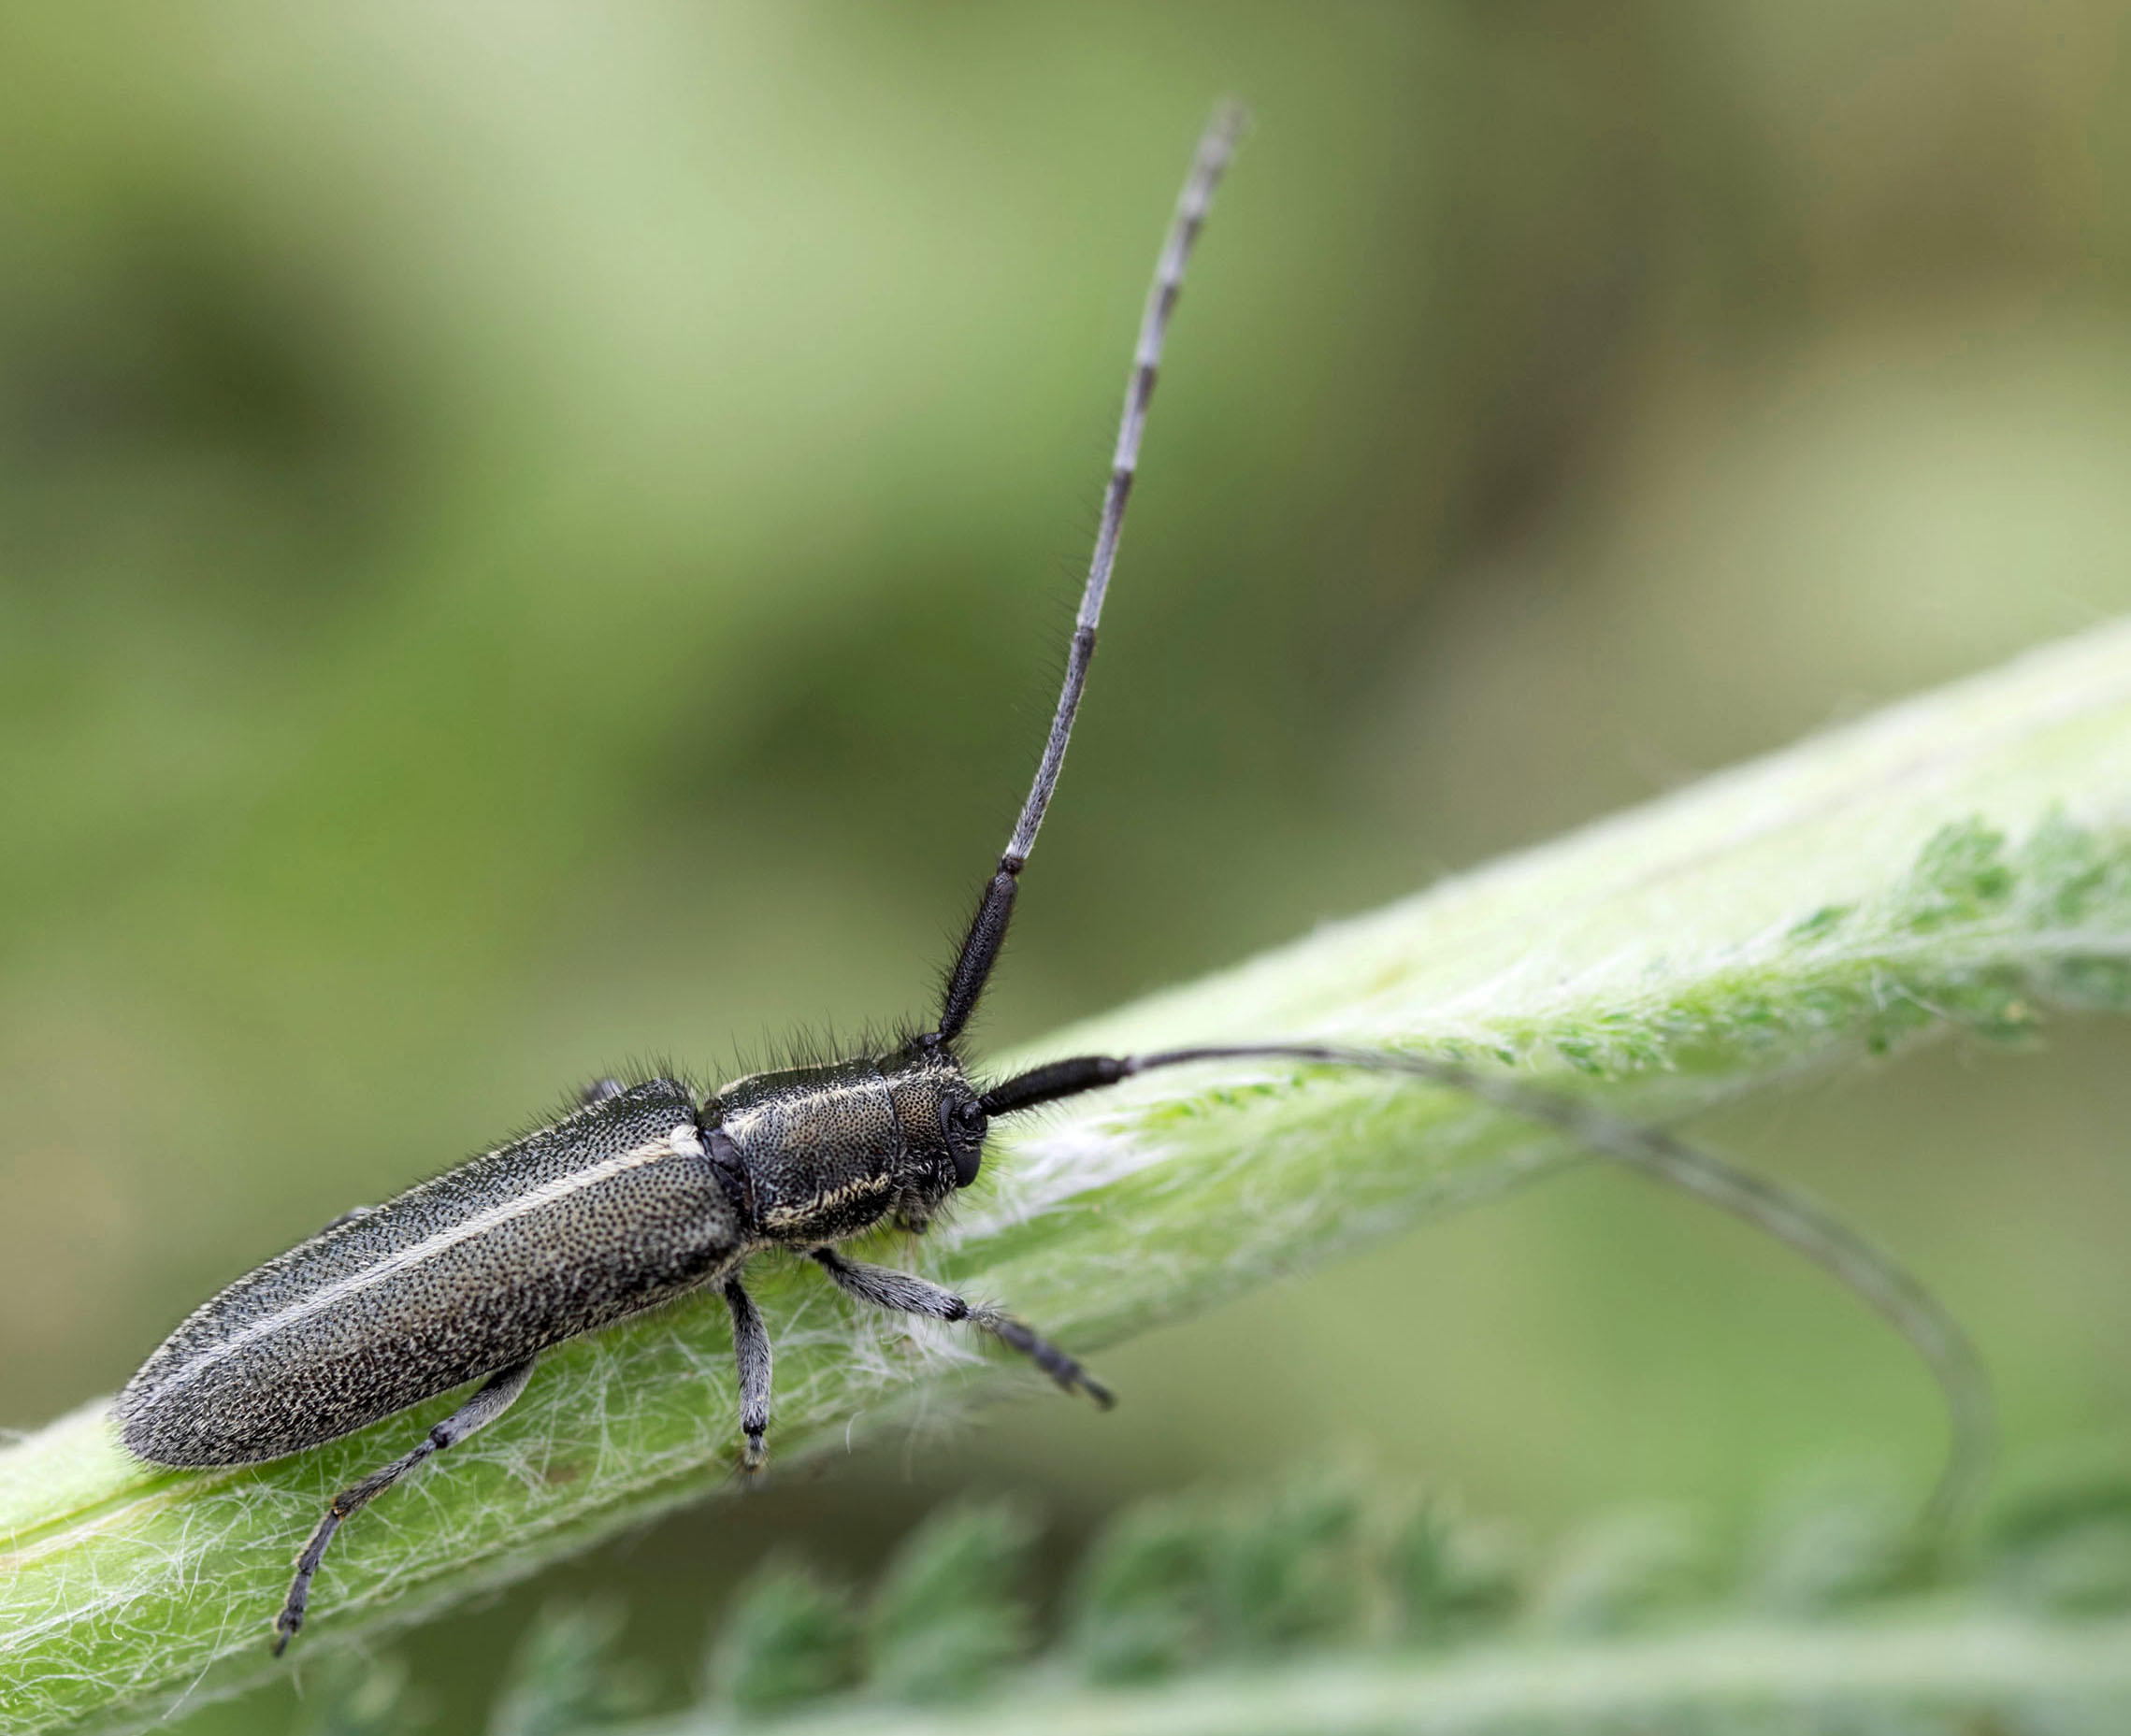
[
  {"left": 115, "top": 104, "right": 1991, "bottom": 1658},
  {"left": 120, "top": 1082, "right": 733, "bottom": 1467}
]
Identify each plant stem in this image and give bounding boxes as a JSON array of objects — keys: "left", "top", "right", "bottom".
[
  {"left": 628, "top": 1612, "right": 2131, "bottom": 1736},
  {"left": 10, "top": 621, "right": 2131, "bottom": 1733}
]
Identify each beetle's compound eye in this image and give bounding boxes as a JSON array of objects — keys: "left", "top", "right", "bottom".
[{"left": 941, "top": 1096, "right": 987, "bottom": 1187}]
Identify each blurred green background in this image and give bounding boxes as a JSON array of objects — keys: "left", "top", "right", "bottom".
[{"left": 4, "top": 2, "right": 2129, "bottom": 1727}]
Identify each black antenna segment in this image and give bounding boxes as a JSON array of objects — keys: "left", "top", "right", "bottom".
[
  {"left": 980, "top": 1040, "right": 1995, "bottom": 1541},
  {"left": 932, "top": 102, "right": 1249, "bottom": 1046}
]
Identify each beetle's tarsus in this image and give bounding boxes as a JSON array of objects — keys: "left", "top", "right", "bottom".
[
  {"left": 270, "top": 1577, "right": 310, "bottom": 1654},
  {"left": 969, "top": 1305, "right": 1112, "bottom": 1407}
]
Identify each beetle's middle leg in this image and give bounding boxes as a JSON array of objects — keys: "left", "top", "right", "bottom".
[
  {"left": 272, "top": 1355, "right": 537, "bottom": 1655},
  {"left": 722, "top": 1277, "right": 771, "bottom": 1471},
  {"left": 810, "top": 1249, "right": 1112, "bottom": 1408}
]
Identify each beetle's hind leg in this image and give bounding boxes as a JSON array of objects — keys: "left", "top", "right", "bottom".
[
  {"left": 810, "top": 1249, "right": 1113, "bottom": 1408},
  {"left": 273, "top": 1355, "right": 538, "bottom": 1656}
]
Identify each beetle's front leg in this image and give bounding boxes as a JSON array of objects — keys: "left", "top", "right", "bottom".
[
  {"left": 810, "top": 1248, "right": 1112, "bottom": 1407},
  {"left": 722, "top": 1277, "right": 771, "bottom": 1471}
]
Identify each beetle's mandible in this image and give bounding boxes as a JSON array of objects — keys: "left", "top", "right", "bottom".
[{"left": 115, "top": 103, "right": 1994, "bottom": 1657}]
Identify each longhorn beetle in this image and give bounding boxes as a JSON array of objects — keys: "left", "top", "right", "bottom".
[{"left": 115, "top": 104, "right": 1992, "bottom": 1656}]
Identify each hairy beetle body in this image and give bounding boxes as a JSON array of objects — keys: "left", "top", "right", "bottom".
[{"left": 118, "top": 1048, "right": 992, "bottom": 1473}]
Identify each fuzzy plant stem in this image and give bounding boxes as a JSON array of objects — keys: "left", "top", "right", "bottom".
[{"left": 11, "top": 620, "right": 2131, "bottom": 1732}]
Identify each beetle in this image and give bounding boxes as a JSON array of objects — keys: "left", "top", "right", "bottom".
[{"left": 114, "top": 105, "right": 1991, "bottom": 1656}]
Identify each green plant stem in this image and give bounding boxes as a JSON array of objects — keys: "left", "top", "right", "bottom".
[
  {"left": 11, "top": 621, "right": 2131, "bottom": 1732},
  {"left": 628, "top": 1612, "right": 2131, "bottom": 1735}
]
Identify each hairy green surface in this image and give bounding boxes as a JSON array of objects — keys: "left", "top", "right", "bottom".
[{"left": 9, "top": 620, "right": 2131, "bottom": 1732}]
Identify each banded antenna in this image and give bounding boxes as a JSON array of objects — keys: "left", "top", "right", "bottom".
[{"left": 933, "top": 102, "right": 1249, "bottom": 1046}]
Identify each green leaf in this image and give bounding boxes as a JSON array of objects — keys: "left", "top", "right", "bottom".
[
  {"left": 707, "top": 1558, "right": 862, "bottom": 1714},
  {"left": 865, "top": 1499, "right": 1039, "bottom": 1704}
]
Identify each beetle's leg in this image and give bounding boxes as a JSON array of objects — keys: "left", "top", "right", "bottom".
[
  {"left": 272, "top": 1355, "right": 537, "bottom": 1656},
  {"left": 810, "top": 1248, "right": 1113, "bottom": 1408},
  {"left": 722, "top": 1278, "right": 771, "bottom": 1472}
]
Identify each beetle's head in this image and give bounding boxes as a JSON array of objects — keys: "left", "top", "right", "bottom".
[{"left": 884, "top": 1050, "right": 989, "bottom": 1227}]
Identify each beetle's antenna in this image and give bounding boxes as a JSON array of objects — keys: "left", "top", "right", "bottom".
[
  {"left": 931, "top": 102, "right": 1249, "bottom": 1047},
  {"left": 981, "top": 1041, "right": 1995, "bottom": 1543}
]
